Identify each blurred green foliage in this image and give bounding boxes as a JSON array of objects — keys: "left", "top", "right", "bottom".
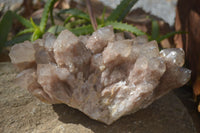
[{"left": 0, "top": 0, "right": 183, "bottom": 51}]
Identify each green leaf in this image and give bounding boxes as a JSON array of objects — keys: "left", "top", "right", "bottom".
[
  {"left": 17, "top": 28, "right": 34, "bottom": 36},
  {"left": 0, "top": 11, "right": 13, "bottom": 47},
  {"left": 117, "top": 0, "right": 138, "bottom": 21},
  {"left": 29, "top": 18, "right": 42, "bottom": 41},
  {"left": 101, "top": 7, "right": 106, "bottom": 25},
  {"left": 0, "top": 10, "right": 33, "bottom": 50},
  {"left": 12, "top": 12, "right": 33, "bottom": 28},
  {"left": 58, "top": 8, "right": 90, "bottom": 21},
  {"left": 64, "top": 16, "right": 74, "bottom": 25},
  {"left": 5, "top": 34, "right": 31, "bottom": 46},
  {"left": 66, "top": 19, "right": 88, "bottom": 28},
  {"left": 106, "top": 0, "right": 138, "bottom": 22},
  {"left": 40, "top": 0, "right": 57, "bottom": 32},
  {"left": 30, "top": 18, "right": 39, "bottom": 29},
  {"left": 105, "top": 21, "right": 145, "bottom": 36},
  {"left": 47, "top": 25, "right": 67, "bottom": 35},
  {"left": 48, "top": 24, "right": 94, "bottom": 36},
  {"left": 157, "top": 31, "right": 186, "bottom": 43},
  {"left": 69, "top": 25, "right": 94, "bottom": 36},
  {"left": 151, "top": 20, "right": 159, "bottom": 41},
  {"left": 50, "top": 3, "right": 55, "bottom": 25},
  {"left": 31, "top": 29, "right": 43, "bottom": 41}
]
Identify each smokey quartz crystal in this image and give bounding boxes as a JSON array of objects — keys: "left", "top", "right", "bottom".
[{"left": 9, "top": 26, "right": 191, "bottom": 125}]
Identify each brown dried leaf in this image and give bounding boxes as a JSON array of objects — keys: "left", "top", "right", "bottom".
[
  {"left": 198, "top": 102, "right": 200, "bottom": 112},
  {"left": 193, "top": 78, "right": 200, "bottom": 96}
]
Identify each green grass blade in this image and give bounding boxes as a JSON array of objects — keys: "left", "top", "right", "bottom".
[
  {"left": 66, "top": 19, "right": 88, "bottom": 28},
  {"left": 151, "top": 20, "right": 159, "bottom": 41},
  {"left": 0, "top": 11, "right": 13, "bottom": 47},
  {"left": 47, "top": 25, "right": 67, "bottom": 35},
  {"left": 40, "top": 0, "right": 57, "bottom": 32},
  {"left": 106, "top": 0, "right": 138, "bottom": 22},
  {"left": 48, "top": 24, "right": 93, "bottom": 36},
  {"left": 50, "top": 4, "right": 55, "bottom": 25},
  {"left": 58, "top": 8, "right": 90, "bottom": 21},
  {"left": 105, "top": 21, "right": 145, "bottom": 36},
  {"left": 12, "top": 12, "right": 32, "bottom": 28},
  {"left": 64, "top": 16, "right": 73, "bottom": 25},
  {"left": 30, "top": 18, "right": 38, "bottom": 29},
  {"left": 117, "top": 0, "right": 138, "bottom": 21},
  {"left": 31, "top": 29, "right": 43, "bottom": 41},
  {"left": 101, "top": 7, "right": 106, "bottom": 24},
  {"left": 5, "top": 34, "right": 31, "bottom": 46},
  {"left": 16, "top": 28, "right": 34, "bottom": 36},
  {"left": 69, "top": 24, "right": 94, "bottom": 36},
  {"left": 157, "top": 31, "right": 186, "bottom": 43}
]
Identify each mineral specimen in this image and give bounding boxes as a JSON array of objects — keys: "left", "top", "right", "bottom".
[{"left": 9, "top": 26, "right": 191, "bottom": 125}]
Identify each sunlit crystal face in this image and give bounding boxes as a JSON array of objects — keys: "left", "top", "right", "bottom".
[{"left": 9, "top": 26, "right": 191, "bottom": 125}]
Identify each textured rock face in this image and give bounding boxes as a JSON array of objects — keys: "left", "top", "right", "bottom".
[{"left": 9, "top": 26, "right": 191, "bottom": 125}]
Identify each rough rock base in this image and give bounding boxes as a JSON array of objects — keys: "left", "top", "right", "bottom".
[{"left": 0, "top": 62, "right": 196, "bottom": 133}]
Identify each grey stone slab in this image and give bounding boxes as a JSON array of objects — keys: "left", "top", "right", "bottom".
[
  {"left": 97, "top": 0, "right": 177, "bottom": 26},
  {"left": 0, "top": 62, "right": 197, "bottom": 133}
]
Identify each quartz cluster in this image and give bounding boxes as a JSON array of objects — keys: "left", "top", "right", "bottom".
[{"left": 9, "top": 26, "right": 191, "bottom": 125}]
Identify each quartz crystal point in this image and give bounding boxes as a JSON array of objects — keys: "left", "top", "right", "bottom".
[{"left": 9, "top": 26, "right": 191, "bottom": 125}]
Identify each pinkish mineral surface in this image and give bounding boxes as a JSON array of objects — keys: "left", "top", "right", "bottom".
[{"left": 9, "top": 26, "right": 191, "bottom": 125}]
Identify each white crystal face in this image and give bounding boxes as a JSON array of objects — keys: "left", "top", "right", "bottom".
[
  {"left": 9, "top": 26, "right": 191, "bottom": 125},
  {"left": 160, "top": 48, "right": 185, "bottom": 67}
]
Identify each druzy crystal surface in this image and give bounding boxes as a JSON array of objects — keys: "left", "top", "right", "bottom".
[{"left": 9, "top": 26, "right": 191, "bottom": 125}]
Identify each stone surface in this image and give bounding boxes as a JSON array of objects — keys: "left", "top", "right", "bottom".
[
  {"left": 97, "top": 0, "right": 177, "bottom": 26},
  {"left": 9, "top": 26, "right": 191, "bottom": 125},
  {"left": 86, "top": 25, "right": 115, "bottom": 54},
  {"left": 75, "top": 0, "right": 177, "bottom": 26},
  {"left": 9, "top": 41, "right": 35, "bottom": 70},
  {"left": 0, "top": 62, "right": 197, "bottom": 133},
  {"left": 0, "top": 0, "right": 176, "bottom": 26}
]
